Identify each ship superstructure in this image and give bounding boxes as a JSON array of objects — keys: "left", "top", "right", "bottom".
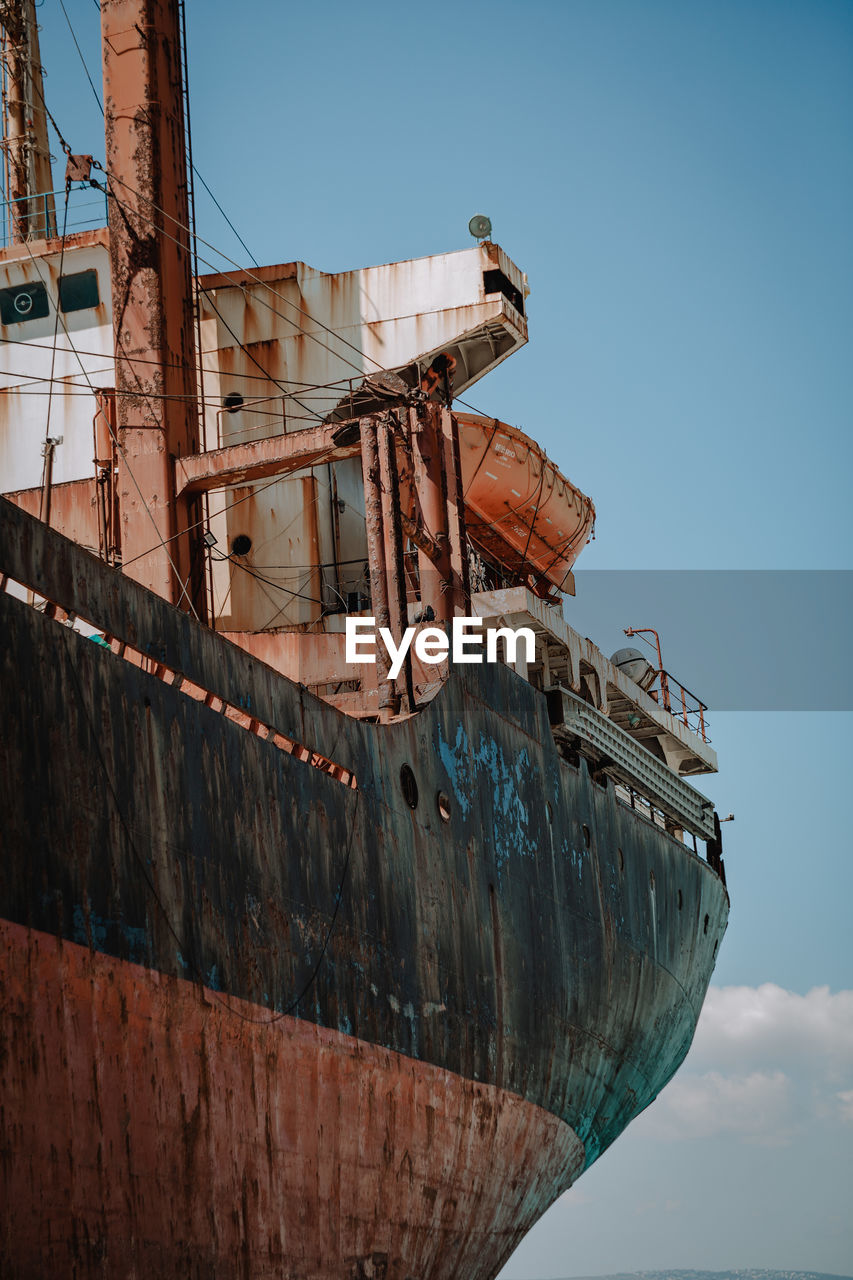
[{"left": 0, "top": 3, "right": 728, "bottom": 1277}]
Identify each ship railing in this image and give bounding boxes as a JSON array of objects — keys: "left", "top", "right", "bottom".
[
  {"left": 647, "top": 669, "right": 709, "bottom": 743},
  {"left": 0, "top": 183, "right": 109, "bottom": 248},
  {"left": 622, "top": 628, "right": 709, "bottom": 742},
  {"left": 208, "top": 378, "right": 395, "bottom": 451},
  {"left": 213, "top": 394, "right": 289, "bottom": 448},
  {"left": 546, "top": 684, "right": 717, "bottom": 843},
  {"left": 613, "top": 781, "right": 727, "bottom": 893},
  {"left": 0, "top": 495, "right": 361, "bottom": 794},
  {"left": 613, "top": 779, "right": 701, "bottom": 854}
]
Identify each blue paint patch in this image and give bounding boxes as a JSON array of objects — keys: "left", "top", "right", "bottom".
[
  {"left": 471, "top": 735, "right": 538, "bottom": 876},
  {"left": 438, "top": 723, "right": 546, "bottom": 880},
  {"left": 72, "top": 904, "right": 149, "bottom": 962},
  {"left": 568, "top": 845, "right": 586, "bottom": 885},
  {"left": 207, "top": 964, "right": 222, "bottom": 991},
  {"left": 72, "top": 903, "right": 107, "bottom": 950},
  {"left": 436, "top": 722, "right": 472, "bottom": 816}
]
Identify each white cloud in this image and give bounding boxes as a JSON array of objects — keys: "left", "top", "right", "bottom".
[
  {"left": 631, "top": 984, "right": 853, "bottom": 1144},
  {"left": 635, "top": 1068, "right": 793, "bottom": 1143},
  {"left": 688, "top": 983, "right": 853, "bottom": 1072},
  {"left": 837, "top": 1089, "right": 853, "bottom": 1123}
]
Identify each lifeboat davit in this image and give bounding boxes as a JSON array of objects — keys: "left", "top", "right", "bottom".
[{"left": 456, "top": 414, "right": 595, "bottom": 593}]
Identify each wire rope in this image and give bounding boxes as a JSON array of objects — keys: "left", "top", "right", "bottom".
[
  {"left": 6, "top": 225, "right": 202, "bottom": 618},
  {"left": 41, "top": 181, "right": 70, "bottom": 449}
]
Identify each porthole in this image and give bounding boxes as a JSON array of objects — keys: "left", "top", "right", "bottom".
[
  {"left": 436, "top": 791, "right": 451, "bottom": 823},
  {"left": 223, "top": 392, "right": 244, "bottom": 413},
  {"left": 14, "top": 292, "right": 33, "bottom": 316},
  {"left": 230, "top": 534, "right": 252, "bottom": 556},
  {"left": 400, "top": 763, "right": 418, "bottom": 810},
  {"left": 581, "top": 823, "right": 591, "bottom": 848},
  {"left": 677, "top": 889, "right": 683, "bottom": 910}
]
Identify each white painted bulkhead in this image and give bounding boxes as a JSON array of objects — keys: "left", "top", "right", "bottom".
[
  {"left": 0, "top": 232, "right": 528, "bottom": 632},
  {"left": 0, "top": 231, "right": 113, "bottom": 495},
  {"left": 199, "top": 243, "right": 527, "bottom": 631}
]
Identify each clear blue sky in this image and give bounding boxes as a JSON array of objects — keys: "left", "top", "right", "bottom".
[{"left": 42, "top": 2, "right": 853, "bottom": 1274}]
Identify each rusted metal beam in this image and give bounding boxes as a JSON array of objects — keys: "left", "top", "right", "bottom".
[
  {"left": 359, "top": 415, "right": 397, "bottom": 720},
  {"left": 0, "top": 0, "right": 56, "bottom": 242},
  {"left": 408, "top": 403, "right": 454, "bottom": 622},
  {"left": 440, "top": 406, "right": 471, "bottom": 615},
  {"left": 174, "top": 424, "right": 360, "bottom": 496},
  {"left": 102, "top": 0, "right": 204, "bottom": 615},
  {"left": 377, "top": 412, "right": 414, "bottom": 712},
  {"left": 399, "top": 511, "right": 442, "bottom": 565}
]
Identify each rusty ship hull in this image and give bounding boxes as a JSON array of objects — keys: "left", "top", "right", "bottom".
[
  {"left": 0, "top": 3, "right": 729, "bottom": 1273},
  {"left": 0, "top": 500, "right": 729, "bottom": 1278}
]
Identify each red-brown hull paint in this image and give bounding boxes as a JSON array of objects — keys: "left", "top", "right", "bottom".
[{"left": 0, "top": 919, "right": 586, "bottom": 1279}]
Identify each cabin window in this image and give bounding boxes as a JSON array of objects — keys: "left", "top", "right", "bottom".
[
  {"left": 59, "top": 269, "right": 100, "bottom": 313},
  {"left": 482, "top": 268, "right": 524, "bottom": 316},
  {"left": 0, "top": 281, "right": 50, "bottom": 324}
]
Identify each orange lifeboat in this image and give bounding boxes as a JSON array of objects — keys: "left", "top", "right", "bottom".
[{"left": 456, "top": 414, "right": 595, "bottom": 594}]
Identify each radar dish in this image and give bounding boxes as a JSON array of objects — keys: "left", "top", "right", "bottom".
[{"left": 468, "top": 214, "right": 492, "bottom": 240}]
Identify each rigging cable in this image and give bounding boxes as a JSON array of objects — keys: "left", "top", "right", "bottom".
[
  {"left": 177, "top": 0, "right": 206, "bottom": 460},
  {"left": 201, "top": 286, "right": 325, "bottom": 424},
  {"left": 30, "top": 18, "right": 529, "bottom": 440},
  {"left": 15, "top": 89, "right": 204, "bottom": 613},
  {"left": 57, "top": 0, "right": 101, "bottom": 113},
  {"left": 7, "top": 228, "right": 201, "bottom": 618},
  {"left": 92, "top": 173, "right": 351, "bottom": 425},
  {"left": 41, "top": 180, "right": 70, "bottom": 453},
  {"left": 211, "top": 550, "right": 327, "bottom": 610},
  {"left": 191, "top": 164, "right": 259, "bottom": 269},
  {"left": 98, "top": 168, "right": 387, "bottom": 377},
  {"left": 97, "top": 168, "right": 532, "bottom": 435},
  {"left": 55, "top": 0, "right": 259, "bottom": 273},
  {"left": 19, "top": 44, "right": 569, "bottom": 604},
  {"left": 53, "top": 0, "right": 393, "bottom": 389},
  {"left": 0, "top": 334, "right": 377, "bottom": 393}
]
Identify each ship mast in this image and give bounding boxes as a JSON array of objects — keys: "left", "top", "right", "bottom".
[
  {"left": 0, "top": 0, "right": 56, "bottom": 243},
  {"left": 101, "top": 0, "right": 206, "bottom": 617}
]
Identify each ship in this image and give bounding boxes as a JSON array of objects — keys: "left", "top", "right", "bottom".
[{"left": 0, "top": 2, "right": 729, "bottom": 1277}]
